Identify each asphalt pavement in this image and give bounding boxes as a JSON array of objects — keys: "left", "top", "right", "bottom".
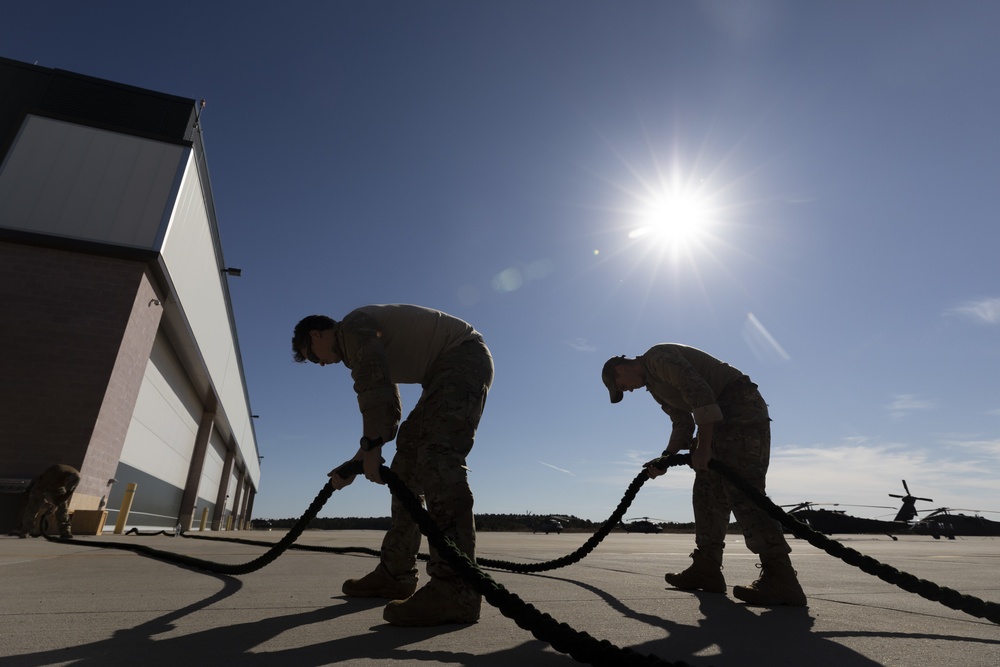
[{"left": 1, "top": 530, "right": 998, "bottom": 666}]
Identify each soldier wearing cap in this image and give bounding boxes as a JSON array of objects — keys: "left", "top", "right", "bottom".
[
  {"left": 602, "top": 344, "right": 806, "bottom": 606},
  {"left": 17, "top": 464, "right": 80, "bottom": 539},
  {"left": 293, "top": 304, "right": 493, "bottom": 626}
]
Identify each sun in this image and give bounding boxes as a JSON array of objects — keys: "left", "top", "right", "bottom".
[
  {"left": 627, "top": 191, "right": 713, "bottom": 251},
  {"left": 629, "top": 192, "right": 710, "bottom": 243}
]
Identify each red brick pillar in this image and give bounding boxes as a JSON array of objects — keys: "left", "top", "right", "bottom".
[{"left": 0, "top": 242, "right": 163, "bottom": 510}]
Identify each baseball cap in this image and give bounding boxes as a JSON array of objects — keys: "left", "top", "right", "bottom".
[{"left": 602, "top": 356, "right": 626, "bottom": 404}]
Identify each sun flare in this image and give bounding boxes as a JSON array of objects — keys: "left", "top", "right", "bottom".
[{"left": 628, "top": 192, "right": 712, "bottom": 248}]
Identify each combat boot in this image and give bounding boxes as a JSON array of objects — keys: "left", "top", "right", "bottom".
[
  {"left": 383, "top": 579, "right": 481, "bottom": 627},
  {"left": 732, "top": 554, "right": 807, "bottom": 606},
  {"left": 663, "top": 549, "right": 726, "bottom": 594},
  {"left": 342, "top": 563, "right": 417, "bottom": 600}
]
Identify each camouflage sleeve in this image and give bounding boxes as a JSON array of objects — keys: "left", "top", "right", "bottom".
[
  {"left": 339, "top": 310, "right": 402, "bottom": 443},
  {"left": 661, "top": 402, "right": 696, "bottom": 450},
  {"left": 647, "top": 346, "right": 723, "bottom": 425}
]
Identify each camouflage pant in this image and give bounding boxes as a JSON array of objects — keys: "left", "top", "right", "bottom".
[
  {"left": 693, "top": 380, "right": 791, "bottom": 561},
  {"left": 379, "top": 338, "right": 493, "bottom": 594},
  {"left": 19, "top": 489, "right": 71, "bottom": 537}
]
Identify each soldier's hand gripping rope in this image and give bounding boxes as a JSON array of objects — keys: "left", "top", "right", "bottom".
[{"left": 644, "top": 453, "right": 686, "bottom": 479}]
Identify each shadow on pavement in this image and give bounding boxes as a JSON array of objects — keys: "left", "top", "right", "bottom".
[
  {"left": 527, "top": 571, "right": 883, "bottom": 666},
  {"left": 0, "top": 578, "right": 577, "bottom": 667}
]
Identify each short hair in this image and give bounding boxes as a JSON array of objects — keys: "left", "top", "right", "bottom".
[{"left": 292, "top": 315, "right": 336, "bottom": 362}]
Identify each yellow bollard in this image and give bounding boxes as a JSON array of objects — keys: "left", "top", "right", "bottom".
[
  {"left": 113, "top": 483, "right": 137, "bottom": 534},
  {"left": 199, "top": 506, "right": 209, "bottom": 531}
]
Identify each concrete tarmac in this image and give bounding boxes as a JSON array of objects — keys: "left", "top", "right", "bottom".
[{"left": 1, "top": 530, "right": 998, "bottom": 666}]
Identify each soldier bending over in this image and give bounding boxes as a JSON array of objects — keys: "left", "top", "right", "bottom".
[
  {"left": 293, "top": 304, "right": 493, "bottom": 626},
  {"left": 602, "top": 345, "right": 806, "bottom": 606}
]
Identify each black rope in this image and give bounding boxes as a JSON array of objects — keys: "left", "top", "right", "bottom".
[
  {"left": 42, "top": 453, "right": 1000, "bottom": 667},
  {"left": 702, "top": 455, "right": 1000, "bottom": 625},
  {"left": 166, "top": 461, "right": 652, "bottom": 576},
  {"left": 177, "top": 469, "right": 644, "bottom": 572},
  {"left": 46, "top": 471, "right": 341, "bottom": 575},
  {"left": 376, "top": 465, "right": 689, "bottom": 667},
  {"left": 477, "top": 468, "right": 647, "bottom": 572},
  {"left": 45, "top": 462, "right": 687, "bottom": 666}
]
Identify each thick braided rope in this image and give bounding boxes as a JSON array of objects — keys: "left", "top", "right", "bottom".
[
  {"left": 76, "top": 465, "right": 655, "bottom": 577},
  {"left": 45, "top": 472, "right": 344, "bottom": 574},
  {"left": 47, "top": 452, "right": 999, "bottom": 634},
  {"left": 477, "top": 468, "right": 650, "bottom": 572},
  {"left": 705, "top": 456, "right": 1000, "bottom": 625},
  {"left": 378, "top": 465, "right": 691, "bottom": 667},
  {"left": 52, "top": 465, "right": 691, "bottom": 666},
  {"left": 176, "top": 461, "right": 669, "bottom": 574}
]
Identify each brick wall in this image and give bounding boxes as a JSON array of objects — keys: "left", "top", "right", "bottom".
[{"left": 0, "top": 241, "right": 162, "bottom": 507}]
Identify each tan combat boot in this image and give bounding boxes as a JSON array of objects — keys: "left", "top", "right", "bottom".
[
  {"left": 383, "top": 579, "right": 481, "bottom": 627},
  {"left": 663, "top": 549, "right": 726, "bottom": 594},
  {"left": 342, "top": 563, "right": 417, "bottom": 600},
  {"left": 732, "top": 554, "right": 807, "bottom": 606}
]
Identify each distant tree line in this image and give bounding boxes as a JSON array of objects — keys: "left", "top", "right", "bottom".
[{"left": 252, "top": 514, "right": 709, "bottom": 533}]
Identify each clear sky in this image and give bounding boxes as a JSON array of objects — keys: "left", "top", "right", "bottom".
[{"left": 6, "top": 2, "right": 999, "bottom": 525}]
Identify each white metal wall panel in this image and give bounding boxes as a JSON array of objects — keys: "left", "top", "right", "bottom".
[
  {"left": 119, "top": 331, "right": 201, "bottom": 488},
  {"left": 226, "top": 468, "right": 240, "bottom": 513},
  {"left": 199, "top": 431, "right": 226, "bottom": 507},
  {"left": 0, "top": 115, "right": 184, "bottom": 248},
  {"left": 160, "top": 156, "right": 260, "bottom": 487}
]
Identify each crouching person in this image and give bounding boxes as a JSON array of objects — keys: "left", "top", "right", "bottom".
[{"left": 18, "top": 464, "right": 80, "bottom": 540}]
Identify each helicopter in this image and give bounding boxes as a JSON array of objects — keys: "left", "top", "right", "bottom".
[
  {"left": 910, "top": 507, "right": 1000, "bottom": 539},
  {"left": 621, "top": 517, "right": 665, "bottom": 534},
  {"left": 532, "top": 515, "right": 569, "bottom": 534},
  {"left": 888, "top": 479, "right": 934, "bottom": 522},
  {"left": 783, "top": 480, "right": 931, "bottom": 537},
  {"left": 784, "top": 480, "right": 1000, "bottom": 539}
]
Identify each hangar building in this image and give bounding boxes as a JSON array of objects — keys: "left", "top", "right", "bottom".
[{"left": 0, "top": 56, "right": 261, "bottom": 534}]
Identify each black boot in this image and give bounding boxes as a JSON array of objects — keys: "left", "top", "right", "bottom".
[
  {"left": 732, "top": 554, "right": 807, "bottom": 606},
  {"left": 663, "top": 549, "right": 726, "bottom": 594}
]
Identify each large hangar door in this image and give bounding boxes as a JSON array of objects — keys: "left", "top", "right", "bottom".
[{"left": 111, "top": 331, "right": 202, "bottom": 529}]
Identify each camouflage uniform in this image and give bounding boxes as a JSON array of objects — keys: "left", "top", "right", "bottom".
[
  {"left": 639, "top": 344, "right": 790, "bottom": 563},
  {"left": 333, "top": 305, "right": 493, "bottom": 598},
  {"left": 18, "top": 464, "right": 80, "bottom": 539}
]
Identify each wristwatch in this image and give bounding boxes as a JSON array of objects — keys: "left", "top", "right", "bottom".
[{"left": 359, "top": 436, "right": 384, "bottom": 452}]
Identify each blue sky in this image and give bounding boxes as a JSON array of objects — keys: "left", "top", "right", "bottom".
[{"left": 6, "top": 2, "right": 999, "bottom": 524}]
